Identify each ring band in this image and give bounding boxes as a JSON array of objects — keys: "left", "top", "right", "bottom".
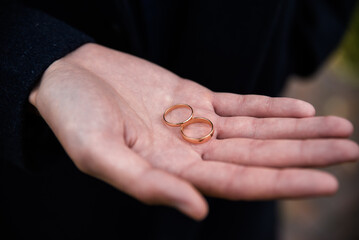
[
  {"left": 180, "top": 117, "right": 214, "bottom": 144},
  {"left": 163, "top": 104, "right": 194, "bottom": 127}
]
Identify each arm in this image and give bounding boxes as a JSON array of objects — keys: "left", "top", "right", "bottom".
[
  {"left": 2, "top": 1, "right": 358, "bottom": 221},
  {"left": 0, "top": 1, "right": 93, "bottom": 166},
  {"left": 29, "top": 43, "right": 359, "bottom": 220}
]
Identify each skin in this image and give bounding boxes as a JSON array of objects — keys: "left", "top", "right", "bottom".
[{"left": 29, "top": 43, "right": 359, "bottom": 220}]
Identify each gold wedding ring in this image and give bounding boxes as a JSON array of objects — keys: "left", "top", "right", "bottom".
[
  {"left": 163, "top": 104, "right": 214, "bottom": 144},
  {"left": 163, "top": 104, "right": 194, "bottom": 127},
  {"left": 180, "top": 117, "right": 214, "bottom": 144}
]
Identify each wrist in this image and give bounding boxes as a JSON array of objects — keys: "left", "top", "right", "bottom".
[{"left": 28, "top": 43, "right": 98, "bottom": 107}]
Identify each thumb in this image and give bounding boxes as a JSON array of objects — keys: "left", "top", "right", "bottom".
[{"left": 75, "top": 143, "right": 208, "bottom": 220}]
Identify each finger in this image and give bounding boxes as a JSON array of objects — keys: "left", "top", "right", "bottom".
[
  {"left": 202, "top": 138, "right": 359, "bottom": 167},
  {"left": 217, "top": 116, "right": 354, "bottom": 139},
  {"left": 76, "top": 144, "right": 208, "bottom": 220},
  {"left": 212, "top": 93, "right": 315, "bottom": 117},
  {"left": 179, "top": 161, "right": 338, "bottom": 199}
]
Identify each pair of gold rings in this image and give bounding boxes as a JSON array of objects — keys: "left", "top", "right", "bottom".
[{"left": 163, "top": 104, "right": 214, "bottom": 144}]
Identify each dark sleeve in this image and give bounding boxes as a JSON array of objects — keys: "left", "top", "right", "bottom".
[
  {"left": 0, "top": 1, "right": 94, "bottom": 167},
  {"left": 290, "top": 0, "right": 357, "bottom": 76}
]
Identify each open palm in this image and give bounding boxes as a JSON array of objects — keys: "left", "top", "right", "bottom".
[{"left": 30, "top": 43, "right": 359, "bottom": 220}]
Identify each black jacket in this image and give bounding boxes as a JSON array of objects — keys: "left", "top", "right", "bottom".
[{"left": 0, "top": 1, "right": 356, "bottom": 239}]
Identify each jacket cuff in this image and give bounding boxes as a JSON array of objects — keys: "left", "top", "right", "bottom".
[{"left": 0, "top": 3, "right": 94, "bottom": 167}]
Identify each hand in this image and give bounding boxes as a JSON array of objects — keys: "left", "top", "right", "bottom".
[{"left": 29, "top": 43, "right": 359, "bottom": 220}]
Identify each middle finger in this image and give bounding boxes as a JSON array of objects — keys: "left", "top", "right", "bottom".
[
  {"left": 216, "top": 116, "right": 353, "bottom": 139},
  {"left": 202, "top": 138, "right": 359, "bottom": 167}
]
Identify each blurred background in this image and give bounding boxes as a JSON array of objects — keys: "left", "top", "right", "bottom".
[{"left": 280, "top": 2, "right": 359, "bottom": 240}]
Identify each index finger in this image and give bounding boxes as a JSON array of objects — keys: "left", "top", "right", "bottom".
[{"left": 212, "top": 93, "right": 316, "bottom": 117}]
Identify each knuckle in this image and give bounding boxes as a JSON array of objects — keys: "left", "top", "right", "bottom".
[
  {"left": 72, "top": 152, "right": 96, "bottom": 175},
  {"left": 131, "top": 170, "right": 161, "bottom": 205},
  {"left": 139, "top": 191, "right": 157, "bottom": 205},
  {"left": 71, "top": 142, "right": 103, "bottom": 175},
  {"left": 264, "top": 96, "right": 272, "bottom": 113},
  {"left": 134, "top": 184, "right": 158, "bottom": 205},
  {"left": 250, "top": 118, "right": 259, "bottom": 138}
]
